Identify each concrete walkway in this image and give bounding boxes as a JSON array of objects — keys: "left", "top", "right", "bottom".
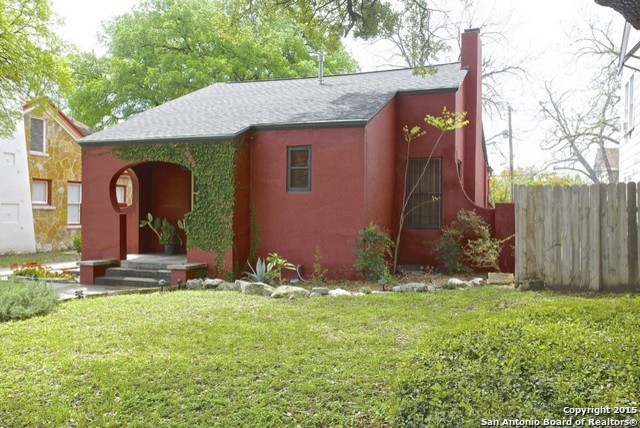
[{"left": 54, "top": 283, "right": 147, "bottom": 301}]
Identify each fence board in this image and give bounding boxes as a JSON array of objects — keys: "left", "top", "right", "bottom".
[
  {"left": 543, "top": 185, "right": 554, "bottom": 286},
  {"left": 589, "top": 184, "right": 601, "bottom": 291},
  {"left": 526, "top": 187, "right": 538, "bottom": 280},
  {"left": 514, "top": 186, "right": 525, "bottom": 284},
  {"left": 570, "top": 186, "right": 581, "bottom": 288},
  {"left": 514, "top": 182, "right": 640, "bottom": 292},
  {"left": 628, "top": 183, "right": 638, "bottom": 286},
  {"left": 579, "top": 186, "right": 590, "bottom": 291},
  {"left": 610, "top": 183, "right": 620, "bottom": 289},
  {"left": 534, "top": 186, "right": 545, "bottom": 282},
  {"left": 618, "top": 183, "right": 629, "bottom": 287},
  {"left": 551, "top": 186, "right": 562, "bottom": 287},
  {"left": 560, "top": 186, "right": 571, "bottom": 287}
]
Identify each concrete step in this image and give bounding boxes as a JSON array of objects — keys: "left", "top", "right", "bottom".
[
  {"left": 120, "top": 260, "right": 173, "bottom": 271},
  {"left": 105, "top": 267, "right": 170, "bottom": 281},
  {"left": 94, "top": 276, "right": 162, "bottom": 288}
]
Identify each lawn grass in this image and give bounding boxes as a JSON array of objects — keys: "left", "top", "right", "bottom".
[
  {"left": 0, "top": 287, "right": 637, "bottom": 427},
  {"left": 0, "top": 250, "right": 80, "bottom": 269}
]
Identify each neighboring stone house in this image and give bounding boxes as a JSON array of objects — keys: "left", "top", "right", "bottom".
[
  {"left": 78, "top": 30, "right": 515, "bottom": 284},
  {"left": 1, "top": 104, "right": 90, "bottom": 254}
]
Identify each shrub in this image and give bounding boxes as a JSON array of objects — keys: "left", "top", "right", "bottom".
[
  {"left": 0, "top": 280, "right": 58, "bottom": 322},
  {"left": 72, "top": 235, "right": 81, "bottom": 253},
  {"left": 354, "top": 222, "right": 394, "bottom": 280},
  {"left": 393, "top": 305, "right": 640, "bottom": 426},
  {"left": 430, "top": 209, "right": 508, "bottom": 273}
]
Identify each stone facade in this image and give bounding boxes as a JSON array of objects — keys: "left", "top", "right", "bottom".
[{"left": 25, "top": 108, "right": 84, "bottom": 251}]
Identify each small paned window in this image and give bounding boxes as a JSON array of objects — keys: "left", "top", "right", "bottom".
[
  {"left": 30, "top": 118, "right": 46, "bottom": 153},
  {"left": 287, "top": 146, "right": 311, "bottom": 192},
  {"left": 32, "top": 179, "right": 50, "bottom": 205},
  {"left": 407, "top": 158, "right": 441, "bottom": 229},
  {"left": 67, "top": 182, "right": 81, "bottom": 224}
]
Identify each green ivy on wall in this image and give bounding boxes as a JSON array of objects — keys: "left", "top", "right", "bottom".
[{"left": 113, "top": 141, "right": 238, "bottom": 268}]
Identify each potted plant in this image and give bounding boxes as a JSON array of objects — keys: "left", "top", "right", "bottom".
[{"left": 139, "top": 213, "right": 185, "bottom": 255}]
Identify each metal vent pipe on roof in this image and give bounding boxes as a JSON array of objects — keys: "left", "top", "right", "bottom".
[{"left": 316, "top": 51, "right": 325, "bottom": 85}]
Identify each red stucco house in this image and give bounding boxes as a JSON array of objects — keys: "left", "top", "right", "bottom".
[{"left": 78, "top": 29, "right": 514, "bottom": 285}]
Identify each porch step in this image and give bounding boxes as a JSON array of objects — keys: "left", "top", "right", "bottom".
[
  {"left": 105, "top": 267, "right": 170, "bottom": 281},
  {"left": 94, "top": 276, "right": 161, "bottom": 288},
  {"left": 120, "top": 260, "right": 175, "bottom": 271}
]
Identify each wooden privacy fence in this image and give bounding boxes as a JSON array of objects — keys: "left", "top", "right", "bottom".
[{"left": 514, "top": 183, "right": 640, "bottom": 292}]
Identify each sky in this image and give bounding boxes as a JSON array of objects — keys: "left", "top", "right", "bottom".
[{"left": 51, "top": 0, "right": 624, "bottom": 176}]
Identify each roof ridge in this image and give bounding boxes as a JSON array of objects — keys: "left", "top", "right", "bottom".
[{"left": 223, "top": 62, "right": 463, "bottom": 85}]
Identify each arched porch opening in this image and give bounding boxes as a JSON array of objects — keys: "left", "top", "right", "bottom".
[{"left": 108, "top": 161, "right": 192, "bottom": 257}]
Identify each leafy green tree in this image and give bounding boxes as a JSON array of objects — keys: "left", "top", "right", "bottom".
[
  {"left": 68, "top": 0, "right": 358, "bottom": 129},
  {"left": 0, "top": 0, "right": 70, "bottom": 137},
  {"left": 240, "top": 0, "right": 398, "bottom": 39},
  {"left": 489, "top": 167, "right": 585, "bottom": 204}
]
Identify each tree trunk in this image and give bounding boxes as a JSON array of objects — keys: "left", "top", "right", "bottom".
[{"left": 595, "top": 0, "right": 640, "bottom": 29}]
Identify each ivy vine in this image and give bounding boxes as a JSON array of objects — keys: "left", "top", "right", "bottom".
[{"left": 113, "top": 141, "right": 239, "bottom": 269}]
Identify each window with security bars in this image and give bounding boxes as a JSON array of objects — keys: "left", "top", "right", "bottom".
[{"left": 407, "top": 158, "right": 441, "bottom": 229}]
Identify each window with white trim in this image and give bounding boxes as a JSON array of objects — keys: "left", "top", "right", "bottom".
[
  {"left": 31, "top": 179, "right": 50, "bottom": 205},
  {"left": 30, "top": 118, "right": 46, "bottom": 153},
  {"left": 67, "top": 182, "right": 81, "bottom": 224},
  {"left": 624, "top": 75, "right": 635, "bottom": 133}
]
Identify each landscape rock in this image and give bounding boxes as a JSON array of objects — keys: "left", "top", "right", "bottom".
[
  {"left": 470, "top": 277, "right": 484, "bottom": 286},
  {"left": 219, "top": 281, "right": 241, "bottom": 291},
  {"left": 203, "top": 278, "right": 224, "bottom": 289},
  {"left": 242, "top": 282, "right": 275, "bottom": 297},
  {"left": 309, "top": 292, "right": 325, "bottom": 298},
  {"left": 185, "top": 279, "right": 204, "bottom": 290},
  {"left": 270, "top": 285, "right": 310, "bottom": 299},
  {"left": 328, "top": 288, "right": 351, "bottom": 297},
  {"left": 392, "top": 282, "right": 432, "bottom": 293},
  {"left": 443, "top": 278, "right": 469, "bottom": 289},
  {"left": 311, "top": 287, "right": 329, "bottom": 296},
  {"left": 487, "top": 272, "right": 515, "bottom": 285}
]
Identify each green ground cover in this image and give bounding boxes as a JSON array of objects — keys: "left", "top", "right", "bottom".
[{"left": 0, "top": 287, "right": 637, "bottom": 427}]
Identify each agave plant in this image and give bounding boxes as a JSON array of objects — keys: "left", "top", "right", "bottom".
[{"left": 244, "top": 257, "right": 271, "bottom": 283}]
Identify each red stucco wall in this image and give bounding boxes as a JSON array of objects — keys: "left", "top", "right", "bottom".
[
  {"left": 250, "top": 126, "right": 367, "bottom": 278},
  {"left": 82, "top": 149, "right": 133, "bottom": 261},
  {"left": 364, "top": 100, "right": 396, "bottom": 232}
]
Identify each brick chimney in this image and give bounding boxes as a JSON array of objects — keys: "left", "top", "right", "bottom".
[{"left": 460, "top": 28, "right": 486, "bottom": 207}]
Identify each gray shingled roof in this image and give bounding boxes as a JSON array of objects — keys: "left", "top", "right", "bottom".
[{"left": 80, "top": 63, "right": 467, "bottom": 145}]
